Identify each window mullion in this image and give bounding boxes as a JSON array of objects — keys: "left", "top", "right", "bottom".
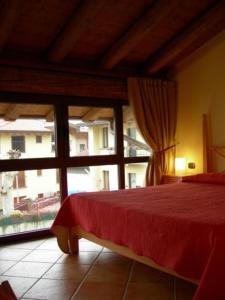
[
  {"left": 55, "top": 103, "right": 69, "bottom": 200},
  {"left": 114, "top": 105, "right": 125, "bottom": 189}
]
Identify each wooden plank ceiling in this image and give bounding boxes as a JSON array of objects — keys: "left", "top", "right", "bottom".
[{"left": 0, "top": 0, "right": 224, "bottom": 77}]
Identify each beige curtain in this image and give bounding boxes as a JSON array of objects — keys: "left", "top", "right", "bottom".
[{"left": 128, "top": 78, "right": 177, "bottom": 186}]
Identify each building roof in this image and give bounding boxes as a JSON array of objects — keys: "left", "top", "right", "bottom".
[{"left": 0, "top": 119, "right": 53, "bottom": 133}]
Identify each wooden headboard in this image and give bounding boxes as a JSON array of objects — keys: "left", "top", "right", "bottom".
[{"left": 203, "top": 114, "right": 225, "bottom": 173}]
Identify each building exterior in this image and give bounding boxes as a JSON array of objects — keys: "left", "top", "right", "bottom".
[{"left": 0, "top": 115, "right": 149, "bottom": 219}]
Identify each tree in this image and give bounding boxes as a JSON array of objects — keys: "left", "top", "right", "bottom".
[{"left": 0, "top": 150, "right": 21, "bottom": 216}]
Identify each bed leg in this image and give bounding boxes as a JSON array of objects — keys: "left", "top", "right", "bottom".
[{"left": 68, "top": 231, "right": 79, "bottom": 254}]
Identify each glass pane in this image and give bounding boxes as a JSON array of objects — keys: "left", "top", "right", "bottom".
[
  {"left": 125, "top": 163, "right": 148, "bottom": 189},
  {"left": 0, "top": 103, "right": 56, "bottom": 159},
  {"left": 123, "top": 106, "right": 151, "bottom": 157},
  {"left": 68, "top": 106, "right": 115, "bottom": 156},
  {"left": 0, "top": 169, "right": 60, "bottom": 236},
  {"left": 67, "top": 165, "right": 118, "bottom": 193}
]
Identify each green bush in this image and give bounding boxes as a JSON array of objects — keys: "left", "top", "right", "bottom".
[{"left": 0, "top": 210, "right": 57, "bottom": 226}]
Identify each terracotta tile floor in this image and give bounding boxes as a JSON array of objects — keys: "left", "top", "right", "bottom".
[{"left": 0, "top": 237, "right": 197, "bottom": 300}]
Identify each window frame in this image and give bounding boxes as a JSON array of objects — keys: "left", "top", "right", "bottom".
[
  {"left": 13, "top": 170, "right": 26, "bottom": 188},
  {"left": 36, "top": 135, "right": 42, "bottom": 143},
  {"left": 11, "top": 135, "right": 25, "bottom": 153},
  {"left": 37, "top": 169, "right": 42, "bottom": 176},
  {"left": 79, "top": 144, "right": 85, "bottom": 152},
  {"left": 128, "top": 172, "right": 136, "bottom": 188},
  {"left": 0, "top": 92, "right": 149, "bottom": 242},
  {"left": 102, "top": 127, "right": 109, "bottom": 148},
  {"left": 103, "top": 170, "right": 110, "bottom": 190}
]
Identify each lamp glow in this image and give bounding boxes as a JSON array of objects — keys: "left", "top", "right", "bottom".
[{"left": 175, "top": 158, "right": 186, "bottom": 172}]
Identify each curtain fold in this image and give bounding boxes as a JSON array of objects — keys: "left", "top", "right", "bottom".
[{"left": 128, "top": 78, "right": 177, "bottom": 185}]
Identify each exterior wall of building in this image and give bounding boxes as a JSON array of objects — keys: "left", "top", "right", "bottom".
[
  {"left": 87, "top": 122, "right": 147, "bottom": 189},
  {"left": 0, "top": 117, "right": 148, "bottom": 215},
  {"left": 0, "top": 132, "right": 54, "bottom": 159},
  {"left": 0, "top": 131, "right": 59, "bottom": 214},
  {"left": 17, "top": 169, "right": 59, "bottom": 200},
  {"left": 125, "top": 163, "right": 147, "bottom": 188},
  {"left": 69, "top": 129, "right": 88, "bottom": 156}
]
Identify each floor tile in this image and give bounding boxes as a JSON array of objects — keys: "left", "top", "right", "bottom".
[
  {"left": 0, "top": 260, "right": 16, "bottom": 274},
  {"left": 79, "top": 241, "right": 103, "bottom": 252},
  {"left": 86, "top": 264, "right": 130, "bottom": 283},
  {"left": 131, "top": 262, "right": 174, "bottom": 283},
  {"left": 23, "top": 278, "right": 79, "bottom": 300},
  {"left": 0, "top": 248, "right": 31, "bottom": 260},
  {"left": 57, "top": 252, "right": 99, "bottom": 265},
  {"left": 72, "top": 282, "right": 125, "bottom": 300},
  {"left": 36, "top": 238, "right": 59, "bottom": 250},
  {"left": 22, "top": 249, "right": 63, "bottom": 263},
  {"left": 2, "top": 239, "right": 46, "bottom": 250},
  {"left": 176, "top": 278, "right": 197, "bottom": 300},
  {"left": 124, "top": 282, "right": 174, "bottom": 300},
  {"left": 4, "top": 261, "right": 52, "bottom": 278},
  {"left": 0, "top": 237, "right": 193, "bottom": 299},
  {"left": 0, "top": 275, "right": 38, "bottom": 298},
  {"left": 43, "top": 263, "right": 90, "bottom": 281},
  {"left": 96, "top": 252, "right": 132, "bottom": 265}
]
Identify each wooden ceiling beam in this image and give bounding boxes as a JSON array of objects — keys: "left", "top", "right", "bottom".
[
  {"left": 0, "top": 0, "right": 21, "bottom": 50},
  {"left": 145, "top": 1, "right": 225, "bottom": 74},
  {"left": 48, "top": 0, "right": 106, "bottom": 63},
  {"left": 0, "top": 52, "right": 137, "bottom": 79},
  {"left": 4, "top": 104, "right": 21, "bottom": 121},
  {"left": 0, "top": 66, "right": 127, "bottom": 99},
  {"left": 99, "top": 0, "right": 180, "bottom": 69}
]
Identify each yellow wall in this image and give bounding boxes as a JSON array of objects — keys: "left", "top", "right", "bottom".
[{"left": 175, "top": 30, "right": 225, "bottom": 174}]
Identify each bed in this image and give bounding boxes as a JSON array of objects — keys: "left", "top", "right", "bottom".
[
  {"left": 51, "top": 115, "right": 225, "bottom": 300},
  {"left": 52, "top": 173, "right": 225, "bottom": 300}
]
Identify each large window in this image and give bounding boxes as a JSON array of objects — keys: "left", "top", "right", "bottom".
[{"left": 0, "top": 96, "right": 149, "bottom": 240}]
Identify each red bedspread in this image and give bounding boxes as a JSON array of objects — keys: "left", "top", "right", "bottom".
[{"left": 52, "top": 176, "right": 225, "bottom": 300}]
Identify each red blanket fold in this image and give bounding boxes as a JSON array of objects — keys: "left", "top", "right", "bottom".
[
  {"left": 52, "top": 181, "right": 225, "bottom": 300},
  {"left": 182, "top": 172, "right": 225, "bottom": 184}
]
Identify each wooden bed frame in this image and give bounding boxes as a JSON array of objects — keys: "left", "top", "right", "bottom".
[
  {"left": 53, "top": 223, "right": 198, "bottom": 285},
  {"left": 55, "top": 113, "right": 217, "bottom": 287}
]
